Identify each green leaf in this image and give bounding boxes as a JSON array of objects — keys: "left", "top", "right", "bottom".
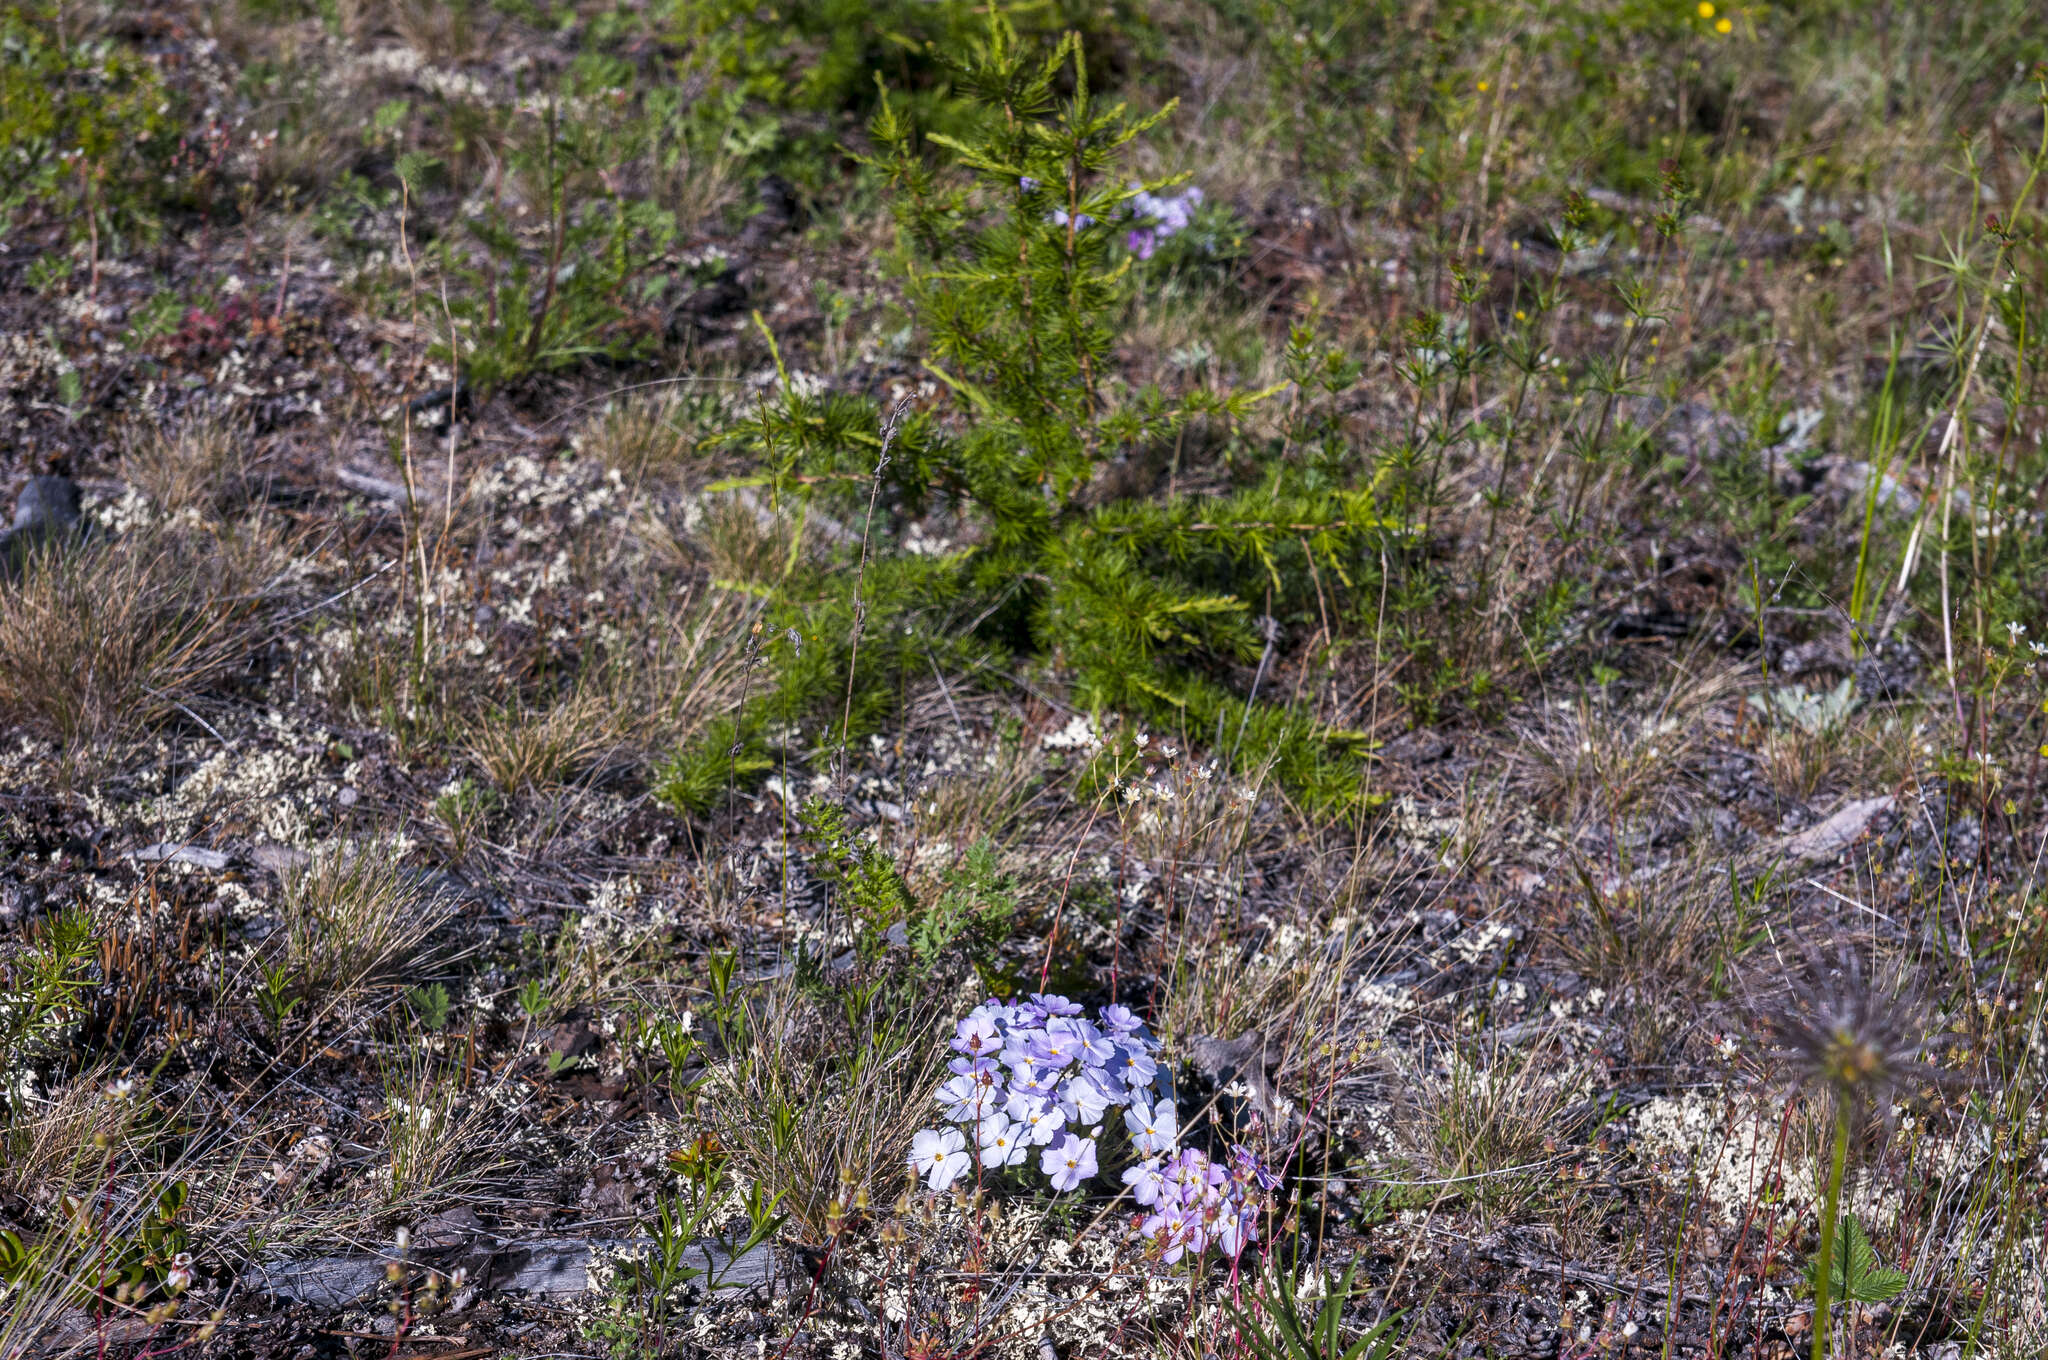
[{"left": 1806, "top": 1215, "right": 1908, "bottom": 1304}]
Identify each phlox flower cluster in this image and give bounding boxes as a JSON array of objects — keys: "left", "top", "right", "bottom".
[
  {"left": 1122, "top": 1142, "right": 1277, "bottom": 1263},
  {"left": 1125, "top": 185, "right": 1204, "bottom": 260},
  {"left": 1019, "top": 177, "right": 1207, "bottom": 260},
  {"left": 907, "top": 994, "right": 1281, "bottom": 1265},
  {"left": 908, "top": 994, "right": 1161, "bottom": 1197}
]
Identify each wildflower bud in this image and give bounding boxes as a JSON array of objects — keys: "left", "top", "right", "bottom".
[
  {"left": 852, "top": 1185, "right": 870, "bottom": 1212},
  {"left": 879, "top": 1220, "right": 907, "bottom": 1248},
  {"left": 146, "top": 1303, "right": 175, "bottom": 1325}
]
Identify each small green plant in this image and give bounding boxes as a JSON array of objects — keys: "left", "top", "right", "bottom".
[
  {"left": 1749, "top": 677, "right": 1859, "bottom": 739},
  {"left": 656, "top": 17, "right": 1398, "bottom": 813},
  {"left": 1224, "top": 1259, "right": 1403, "bottom": 1360},
  {"left": 0, "top": 908, "right": 94, "bottom": 1111},
  {"left": 584, "top": 1149, "right": 785, "bottom": 1358},
  {"left": 516, "top": 977, "right": 550, "bottom": 1024},
  {"left": 432, "top": 775, "right": 498, "bottom": 859},
  {"left": 1805, "top": 1214, "right": 1907, "bottom": 1306},
  {"left": 407, "top": 982, "right": 453, "bottom": 1032},
  {"left": 423, "top": 94, "right": 678, "bottom": 390},
  {"left": 253, "top": 961, "right": 302, "bottom": 1036},
  {"left": 797, "top": 798, "right": 915, "bottom": 965},
  {"left": 0, "top": 3, "right": 180, "bottom": 253},
  {"left": 909, "top": 839, "right": 1017, "bottom": 973}
]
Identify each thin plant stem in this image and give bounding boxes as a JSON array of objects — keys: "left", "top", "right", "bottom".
[{"left": 1811, "top": 1102, "right": 1852, "bottom": 1360}]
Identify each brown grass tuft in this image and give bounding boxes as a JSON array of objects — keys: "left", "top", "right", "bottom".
[{"left": 0, "top": 525, "right": 268, "bottom": 751}]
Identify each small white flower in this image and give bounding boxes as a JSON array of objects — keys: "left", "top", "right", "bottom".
[
  {"left": 909, "top": 1128, "right": 971, "bottom": 1191},
  {"left": 2007, "top": 621, "right": 2027, "bottom": 643}
]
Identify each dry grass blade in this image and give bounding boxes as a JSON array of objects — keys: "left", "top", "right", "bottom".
[
  {"left": 465, "top": 688, "right": 619, "bottom": 794},
  {"left": 275, "top": 843, "right": 461, "bottom": 1018},
  {"left": 121, "top": 416, "right": 254, "bottom": 519},
  {"left": 0, "top": 527, "right": 265, "bottom": 751}
]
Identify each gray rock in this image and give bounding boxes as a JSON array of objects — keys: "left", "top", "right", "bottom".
[
  {"left": 248, "top": 1236, "right": 784, "bottom": 1307},
  {"left": 1, "top": 475, "right": 88, "bottom": 579},
  {"left": 1775, "top": 795, "right": 1895, "bottom": 864},
  {"left": 129, "top": 843, "right": 233, "bottom": 871},
  {"left": 13, "top": 476, "right": 81, "bottom": 531}
]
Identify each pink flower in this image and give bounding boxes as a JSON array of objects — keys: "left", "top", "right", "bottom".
[{"left": 165, "top": 1253, "right": 195, "bottom": 1293}]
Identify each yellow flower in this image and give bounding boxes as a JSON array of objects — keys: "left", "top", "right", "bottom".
[
  {"left": 1477, "top": 79, "right": 1490, "bottom": 92},
  {"left": 1716, "top": 16, "right": 1732, "bottom": 32},
  {"left": 1697, "top": 1, "right": 1714, "bottom": 15}
]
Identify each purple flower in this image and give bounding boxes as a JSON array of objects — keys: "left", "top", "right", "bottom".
[
  {"left": 978, "top": 1115, "right": 1029, "bottom": 1169},
  {"left": 953, "top": 1012, "right": 1002, "bottom": 1057},
  {"left": 1030, "top": 1026, "right": 1083, "bottom": 1069},
  {"left": 1122, "top": 1158, "right": 1168, "bottom": 1206},
  {"left": 1229, "top": 1143, "right": 1281, "bottom": 1191},
  {"left": 1217, "top": 1204, "right": 1259, "bottom": 1258},
  {"left": 1033, "top": 993, "right": 1085, "bottom": 1017},
  {"left": 1145, "top": 1207, "right": 1195, "bottom": 1263},
  {"left": 1007, "top": 1092, "right": 1066, "bottom": 1145},
  {"left": 947, "top": 1053, "right": 999, "bottom": 1079},
  {"left": 910, "top": 1127, "right": 971, "bottom": 1192},
  {"left": 1040, "top": 1133, "right": 1098, "bottom": 1192},
  {"left": 1099, "top": 1004, "right": 1143, "bottom": 1034},
  {"left": 1113, "top": 1041, "right": 1158, "bottom": 1089},
  {"left": 937, "top": 1071, "right": 999, "bottom": 1122},
  {"left": 1059, "top": 1068, "right": 1120, "bottom": 1127},
  {"left": 1008, "top": 1062, "right": 1059, "bottom": 1102},
  {"left": 1126, "top": 227, "right": 1158, "bottom": 260},
  {"left": 1070, "top": 1021, "right": 1117, "bottom": 1066},
  {"left": 1125, "top": 1097, "right": 1178, "bottom": 1156}
]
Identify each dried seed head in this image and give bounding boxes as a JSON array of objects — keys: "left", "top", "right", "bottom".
[{"left": 1757, "top": 952, "right": 1963, "bottom": 1149}]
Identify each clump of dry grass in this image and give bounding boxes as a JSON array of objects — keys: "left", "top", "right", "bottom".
[
  {"left": 462, "top": 589, "right": 754, "bottom": 794},
  {"left": 579, "top": 385, "right": 724, "bottom": 481},
  {"left": 276, "top": 842, "right": 459, "bottom": 1017},
  {"left": 465, "top": 687, "right": 621, "bottom": 793},
  {"left": 700, "top": 977, "right": 946, "bottom": 1245},
  {"left": 1393, "top": 1028, "right": 1589, "bottom": 1221},
  {"left": 0, "top": 524, "right": 268, "bottom": 750},
  {"left": 122, "top": 415, "right": 255, "bottom": 518}
]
